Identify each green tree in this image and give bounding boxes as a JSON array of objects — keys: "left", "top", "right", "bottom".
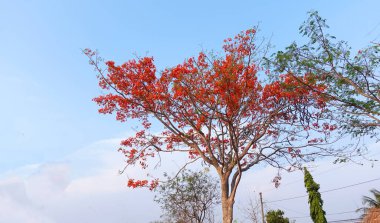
[
  {"left": 358, "top": 189, "right": 380, "bottom": 214},
  {"left": 304, "top": 167, "right": 327, "bottom": 223},
  {"left": 154, "top": 170, "right": 220, "bottom": 223},
  {"left": 362, "top": 189, "right": 380, "bottom": 208},
  {"left": 269, "top": 11, "right": 380, "bottom": 137},
  {"left": 265, "top": 209, "right": 289, "bottom": 223}
]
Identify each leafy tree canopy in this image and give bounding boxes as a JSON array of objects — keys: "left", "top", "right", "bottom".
[
  {"left": 268, "top": 11, "right": 380, "bottom": 137},
  {"left": 266, "top": 209, "right": 289, "bottom": 223},
  {"left": 154, "top": 170, "right": 220, "bottom": 223}
]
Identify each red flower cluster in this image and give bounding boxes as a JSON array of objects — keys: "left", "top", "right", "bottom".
[{"left": 86, "top": 27, "right": 334, "bottom": 190}]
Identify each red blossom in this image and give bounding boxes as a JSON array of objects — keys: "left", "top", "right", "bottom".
[{"left": 87, "top": 28, "right": 334, "bottom": 190}]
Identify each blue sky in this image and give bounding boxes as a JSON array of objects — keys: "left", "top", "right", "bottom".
[{"left": 1, "top": 1, "right": 380, "bottom": 222}]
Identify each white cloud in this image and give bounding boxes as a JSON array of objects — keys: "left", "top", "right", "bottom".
[
  {"left": 26, "top": 163, "right": 70, "bottom": 205},
  {"left": 0, "top": 138, "right": 161, "bottom": 223},
  {"left": 65, "top": 169, "right": 126, "bottom": 196},
  {"left": 0, "top": 176, "right": 55, "bottom": 223}
]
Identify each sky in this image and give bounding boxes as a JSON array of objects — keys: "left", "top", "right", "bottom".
[{"left": 1, "top": 0, "right": 380, "bottom": 222}]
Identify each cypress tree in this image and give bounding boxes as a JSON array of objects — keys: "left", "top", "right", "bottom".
[{"left": 304, "top": 167, "right": 327, "bottom": 223}]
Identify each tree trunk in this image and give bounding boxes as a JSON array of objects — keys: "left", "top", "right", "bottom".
[
  {"left": 221, "top": 176, "right": 234, "bottom": 223},
  {"left": 221, "top": 197, "right": 234, "bottom": 223}
]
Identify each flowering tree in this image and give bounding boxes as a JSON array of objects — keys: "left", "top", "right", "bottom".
[{"left": 85, "top": 29, "right": 342, "bottom": 223}]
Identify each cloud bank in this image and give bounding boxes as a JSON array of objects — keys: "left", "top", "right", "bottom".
[{"left": 0, "top": 139, "right": 160, "bottom": 223}]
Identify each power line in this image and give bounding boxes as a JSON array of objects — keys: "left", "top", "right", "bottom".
[
  {"left": 270, "top": 202, "right": 308, "bottom": 215},
  {"left": 320, "top": 177, "right": 380, "bottom": 194},
  {"left": 327, "top": 218, "right": 362, "bottom": 223},
  {"left": 285, "top": 206, "right": 380, "bottom": 222},
  {"left": 262, "top": 163, "right": 348, "bottom": 193},
  {"left": 285, "top": 204, "right": 375, "bottom": 221},
  {"left": 265, "top": 177, "right": 380, "bottom": 203},
  {"left": 289, "top": 210, "right": 358, "bottom": 219},
  {"left": 266, "top": 193, "right": 307, "bottom": 203},
  {"left": 327, "top": 211, "right": 358, "bottom": 216},
  {"left": 263, "top": 150, "right": 380, "bottom": 193}
]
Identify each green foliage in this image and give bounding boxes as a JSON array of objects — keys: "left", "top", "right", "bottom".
[
  {"left": 265, "top": 209, "right": 289, "bottom": 223},
  {"left": 362, "top": 189, "right": 380, "bottom": 208},
  {"left": 358, "top": 188, "right": 380, "bottom": 216},
  {"left": 304, "top": 168, "right": 327, "bottom": 223},
  {"left": 359, "top": 189, "right": 380, "bottom": 212},
  {"left": 268, "top": 10, "right": 380, "bottom": 137},
  {"left": 154, "top": 169, "right": 220, "bottom": 223}
]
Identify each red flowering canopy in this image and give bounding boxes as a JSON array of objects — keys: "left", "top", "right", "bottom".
[{"left": 86, "top": 29, "right": 336, "bottom": 192}]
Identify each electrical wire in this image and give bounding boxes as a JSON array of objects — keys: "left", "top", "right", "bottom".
[
  {"left": 288, "top": 210, "right": 358, "bottom": 219},
  {"left": 270, "top": 202, "right": 308, "bottom": 215},
  {"left": 327, "top": 218, "right": 362, "bottom": 223},
  {"left": 263, "top": 147, "right": 380, "bottom": 193},
  {"left": 262, "top": 163, "right": 348, "bottom": 193},
  {"left": 265, "top": 177, "right": 380, "bottom": 203}
]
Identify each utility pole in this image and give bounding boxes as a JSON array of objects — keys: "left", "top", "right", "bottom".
[{"left": 259, "top": 192, "right": 265, "bottom": 223}]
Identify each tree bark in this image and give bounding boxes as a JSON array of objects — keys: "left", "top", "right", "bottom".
[
  {"left": 221, "top": 198, "right": 234, "bottom": 223},
  {"left": 221, "top": 176, "right": 234, "bottom": 223}
]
